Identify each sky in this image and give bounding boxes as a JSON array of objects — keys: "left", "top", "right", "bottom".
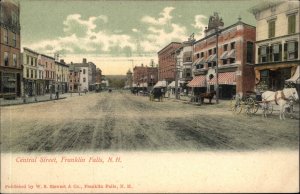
[{"left": 20, "top": 0, "right": 262, "bottom": 75}]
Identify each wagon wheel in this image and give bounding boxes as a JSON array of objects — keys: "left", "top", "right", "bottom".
[
  {"left": 231, "top": 99, "right": 243, "bottom": 114},
  {"left": 245, "top": 97, "right": 257, "bottom": 115}
]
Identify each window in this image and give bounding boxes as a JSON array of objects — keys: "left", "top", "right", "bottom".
[
  {"left": 224, "top": 44, "right": 228, "bottom": 51},
  {"left": 31, "top": 70, "right": 34, "bottom": 78},
  {"left": 229, "top": 58, "right": 235, "bottom": 64},
  {"left": 83, "top": 78, "right": 86, "bottom": 82},
  {"left": 208, "top": 49, "right": 212, "bottom": 55},
  {"left": 268, "top": 20, "right": 275, "bottom": 38},
  {"left": 213, "top": 48, "right": 216, "bottom": 54},
  {"left": 46, "top": 62, "right": 48, "bottom": 68},
  {"left": 246, "top": 42, "right": 254, "bottom": 63},
  {"left": 201, "top": 52, "right": 204, "bottom": 58},
  {"left": 4, "top": 52, "right": 9, "bottom": 66},
  {"left": 196, "top": 53, "right": 200, "bottom": 58},
  {"left": 259, "top": 46, "right": 268, "bottom": 63},
  {"left": 26, "top": 56, "right": 29, "bottom": 65},
  {"left": 13, "top": 54, "right": 17, "bottom": 66},
  {"left": 26, "top": 68, "right": 29, "bottom": 78},
  {"left": 3, "top": 29, "right": 8, "bottom": 44},
  {"left": 285, "top": 41, "right": 298, "bottom": 60},
  {"left": 288, "top": 14, "right": 296, "bottom": 34},
  {"left": 83, "top": 69, "right": 86, "bottom": 74},
  {"left": 35, "top": 70, "right": 37, "bottom": 78},
  {"left": 208, "top": 63, "right": 212, "bottom": 68},
  {"left": 223, "top": 59, "right": 228, "bottom": 65},
  {"left": 230, "top": 42, "right": 235, "bottom": 49},
  {"left": 271, "top": 44, "right": 282, "bottom": 62},
  {"left": 31, "top": 57, "right": 33, "bottom": 66},
  {"left": 12, "top": 33, "right": 17, "bottom": 47}
]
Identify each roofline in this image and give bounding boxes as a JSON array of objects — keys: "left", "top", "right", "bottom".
[
  {"left": 157, "top": 42, "right": 182, "bottom": 54},
  {"left": 55, "top": 61, "right": 69, "bottom": 67},
  {"left": 41, "top": 54, "right": 55, "bottom": 60},
  {"left": 194, "top": 21, "right": 256, "bottom": 44},
  {"left": 23, "top": 47, "right": 39, "bottom": 55}
]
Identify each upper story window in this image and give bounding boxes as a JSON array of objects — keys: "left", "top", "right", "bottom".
[
  {"left": 271, "top": 44, "right": 282, "bottom": 62},
  {"left": 224, "top": 44, "right": 228, "bottom": 51},
  {"left": 83, "top": 78, "right": 86, "bottom": 82},
  {"left": 201, "top": 52, "right": 204, "bottom": 58},
  {"left": 196, "top": 53, "right": 200, "bottom": 58},
  {"left": 246, "top": 42, "right": 254, "bottom": 64},
  {"left": 3, "top": 29, "right": 8, "bottom": 44},
  {"left": 213, "top": 48, "right": 216, "bottom": 54},
  {"left": 259, "top": 46, "right": 268, "bottom": 63},
  {"left": 208, "top": 49, "right": 212, "bottom": 55},
  {"left": 268, "top": 20, "right": 276, "bottom": 38},
  {"left": 26, "top": 56, "right": 29, "bottom": 65},
  {"left": 12, "top": 33, "right": 17, "bottom": 47},
  {"left": 284, "top": 41, "right": 298, "bottom": 60},
  {"left": 230, "top": 42, "right": 235, "bottom": 50},
  {"left": 288, "top": 14, "right": 296, "bottom": 34},
  {"left": 4, "top": 52, "right": 9, "bottom": 66},
  {"left": 83, "top": 69, "right": 86, "bottom": 74},
  {"left": 31, "top": 57, "right": 33, "bottom": 66},
  {"left": 13, "top": 54, "right": 17, "bottom": 67}
]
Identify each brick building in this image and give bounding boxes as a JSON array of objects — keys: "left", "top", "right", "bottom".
[
  {"left": 0, "top": 0, "right": 21, "bottom": 98},
  {"left": 250, "top": 1, "right": 299, "bottom": 91},
  {"left": 158, "top": 42, "right": 181, "bottom": 83},
  {"left": 40, "top": 54, "right": 55, "bottom": 94},
  {"left": 68, "top": 64, "right": 81, "bottom": 92},
  {"left": 189, "top": 13, "right": 256, "bottom": 98},
  {"left": 133, "top": 64, "right": 158, "bottom": 88}
]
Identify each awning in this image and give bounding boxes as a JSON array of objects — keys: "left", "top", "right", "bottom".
[
  {"left": 153, "top": 80, "right": 167, "bottom": 88},
  {"left": 206, "top": 54, "right": 216, "bottom": 62},
  {"left": 207, "top": 72, "right": 236, "bottom": 85},
  {"left": 220, "top": 51, "right": 228, "bottom": 60},
  {"left": 168, "top": 80, "right": 185, "bottom": 88},
  {"left": 227, "top": 49, "right": 235, "bottom": 59},
  {"left": 187, "top": 76, "right": 206, "bottom": 87},
  {"left": 286, "top": 65, "right": 300, "bottom": 84},
  {"left": 192, "top": 57, "right": 205, "bottom": 66}
]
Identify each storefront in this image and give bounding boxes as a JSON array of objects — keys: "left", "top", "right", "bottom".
[
  {"left": 0, "top": 70, "right": 22, "bottom": 98},
  {"left": 207, "top": 71, "right": 236, "bottom": 99},
  {"left": 255, "top": 62, "right": 298, "bottom": 91},
  {"left": 187, "top": 75, "right": 207, "bottom": 95}
]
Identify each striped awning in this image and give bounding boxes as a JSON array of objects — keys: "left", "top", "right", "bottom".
[
  {"left": 220, "top": 51, "right": 228, "bottom": 59},
  {"left": 192, "top": 57, "right": 205, "bottom": 66},
  {"left": 206, "top": 54, "right": 216, "bottom": 62},
  {"left": 187, "top": 76, "right": 206, "bottom": 87},
  {"left": 227, "top": 49, "right": 236, "bottom": 59},
  {"left": 207, "top": 72, "right": 236, "bottom": 85}
]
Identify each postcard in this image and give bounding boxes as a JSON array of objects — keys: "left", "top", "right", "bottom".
[{"left": 1, "top": 0, "right": 299, "bottom": 193}]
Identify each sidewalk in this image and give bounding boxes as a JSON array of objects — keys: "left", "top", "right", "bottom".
[{"left": 0, "top": 92, "right": 87, "bottom": 106}]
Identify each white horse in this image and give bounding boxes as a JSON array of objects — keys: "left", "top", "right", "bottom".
[{"left": 261, "top": 88, "right": 299, "bottom": 120}]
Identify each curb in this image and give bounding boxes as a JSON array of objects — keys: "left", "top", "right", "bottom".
[{"left": 0, "top": 97, "right": 67, "bottom": 107}]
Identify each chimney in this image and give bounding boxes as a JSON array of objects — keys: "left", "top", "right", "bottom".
[
  {"left": 60, "top": 59, "right": 65, "bottom": 64},
  {"left": 83, "top": 58, "right": 87, "bottom": 63}
]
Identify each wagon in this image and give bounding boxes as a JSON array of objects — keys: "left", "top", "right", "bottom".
[
  {"left": 149, "top": 88, "right": 164, "bottom": 102},
  {"left": 230, "top": 91, "right": 273, "bottom": 116}
]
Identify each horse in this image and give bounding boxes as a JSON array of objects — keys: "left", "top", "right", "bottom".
[
  {"left": 261, "top": 88, "right": 299, "bottom": 120},
  {"left": 199, "top": 90, "right": 216, "bottom": 104}
]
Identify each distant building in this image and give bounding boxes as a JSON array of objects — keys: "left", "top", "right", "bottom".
[
  {"left": 95, "top": 68, "right": 102, "bottom": 83},
  {"left": 22, "top": 48, "right": 39, "bottom": 97},
  {"left": 40, "top": 54, "right": 55, "bottom": 94},
  {"left": 0, "top": 0, "right": 21, "bottom": 98},
  {"left": 125, "top": 69, "right": 133, "bottom": 88},
  {"left": 69, "top": 58, "right": 97, "bottom": 91},
  {"left": 189, "top": 13, "right": 256, "bottom": 98},
  {"left": 157, "top": 42, "right": 182, "bottom": 83},
  {"left": 250, "top": 0, "right": 300, "bottom": 91},
  {"left": 133, "top": 64, "right": 158, "bottom": 88},
  {"left": 68, "top": 64, "right": 81, "bottom": 92},
  {"left": 55, "top": 59, "right": 69, "bottom": 94}
]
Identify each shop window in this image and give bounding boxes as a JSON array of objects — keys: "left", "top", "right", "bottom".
[
  {"left": 288, "top": 14, "right": 296, "bottom": 34},
  {"left": 4, "top": 52, "right": 9, "bottom": 66},
  {"left": 246, "top": 42, "right": 254, "bottom": 63},
  {"left": 13, "top": 54, "right": 17, "bottom": 66},
  {"left": 268, "top": 20, "right": 276, "bottom": 38}
]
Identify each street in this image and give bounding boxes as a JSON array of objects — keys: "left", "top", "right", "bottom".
[{"left": 1, "top": 91, "right": 299, "bottom": 152}]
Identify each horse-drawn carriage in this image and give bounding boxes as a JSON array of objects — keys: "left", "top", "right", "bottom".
[
  {"left": 190, "top": 91, "right": 216, "bottom": 105},
  {"left": 149, "top": 88, "right": 164, "bottom": 102},
  {"left": 231, "top": 88, "right": 298, "bottom": 119}
]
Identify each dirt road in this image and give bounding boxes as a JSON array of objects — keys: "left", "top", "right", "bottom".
[{"left": 1, "top": 91, "right": 299, "bottom": 152}]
